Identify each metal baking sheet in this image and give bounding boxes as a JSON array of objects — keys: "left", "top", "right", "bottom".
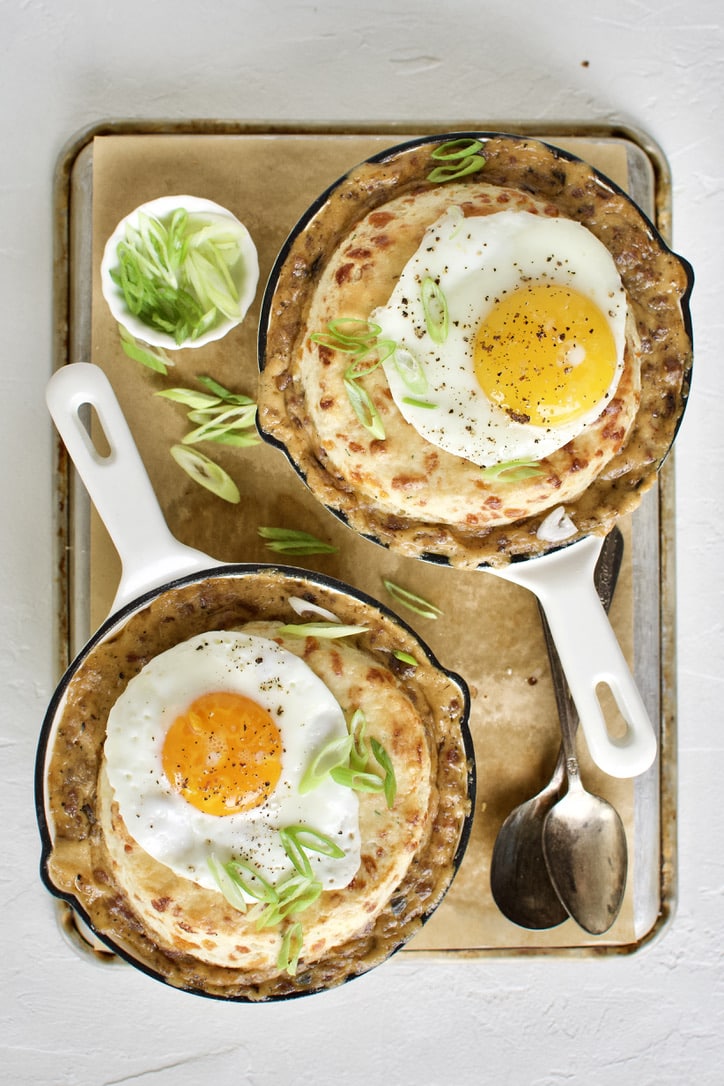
[{"left": 50, "top": 120, "right": 677, "bottom": 959}]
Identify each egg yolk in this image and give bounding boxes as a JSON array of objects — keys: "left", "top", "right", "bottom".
[
  {"left": 473, "top": 283, "right": 618, "bottom": 426},
  {"left": 161, "top": 691, "right": 283, "bottom": 816}
]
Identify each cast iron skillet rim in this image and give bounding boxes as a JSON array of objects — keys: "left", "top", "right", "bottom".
[
  {"left": 35, "top": 561, "right": 476, "bottom": 1002},
  {"left": 255, "top": 130, "right": 695, "bottom": 569}
]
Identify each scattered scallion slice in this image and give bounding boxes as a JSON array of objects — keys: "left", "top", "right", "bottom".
[
  {"left": 170, "top": 444, "right": 240, "bottom": 503},
  {"left": 258, "top": 527, "right": 338, "bottom": 555},
  {"left": 348, "top": 709, "right": 369, "bottom": 773},
  {"left": 344, "top": 339, "right": 395, "bottom": 380},
  {"left": 344, "top": 377, "right": 385, "bottom": 440},
  {"left": 277, "top": 621, "right": 368, "bottom": 639},
  {"left": 225, "top": 859, "right": 279, "bottom": 905},
  {"left": 288, "top": 596, "right": 340, "bottom": 621},
  {"left": 282, "top": 825, "right": 346, "bottom": 863},
  {"left": 119, "top": 326, "right": 173, "bottom": 374},
  {"left": 479, "top": 458, "right": 545, "bottom": 482},
  {"left": 330, "top": 765, "right": 386, "bottom": 794},
  {"left": 427, "top": 140, "right": 487, "bottom": 184},
  {"left": 393, "top": 650, "right": 419, "bottom": 666},
  {"left": 299, "top": 733, "right": 354, "bottom": 794},
  {"left": 181, "top": 403, "right": 258, "bottom": 445},
  {"left": 427, "top": 157, "right": 487, "bottom": 183},
  {"left": 392, "top": 346, "right": 428, "bottom": 395},
  {"left": 255, "top": 873, "right": 322, "bottom": 929},
  {"left": 420, "top": 276, "right": 449, "bottom": 343},
  {"left": 430, "top": 138, "right": 484, "bottom": 161},
  {"left": 155, "top": 387, "right": 220, "bottom": 410},
  {"left": 278, "top": 922, "right": 304, "bottom": 976},
  {"left": 310, "top": 332, "right": 365, "bottom": 354},
  {"left": 383, "top": 579, "right": 443, "bottom": 619},
  {"left": 327, "top": 318, "right": 381, "bottom": 344},
  {"left": 402, "top": 397, "right": 437, "bottom": 409},
  {"left": 207, "top": 855, "right": 248, "bottom": 913},
  {"left": 371, "top": 738, "right": 397, "bottom": 809}
]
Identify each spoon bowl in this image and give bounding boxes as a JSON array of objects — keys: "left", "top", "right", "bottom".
[{"left": 543, "top": 779, "right": 628, "bottom": 935}]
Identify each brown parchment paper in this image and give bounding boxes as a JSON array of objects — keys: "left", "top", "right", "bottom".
[{"left": 88, "top": 131, "right": 638, "bottom": 952}]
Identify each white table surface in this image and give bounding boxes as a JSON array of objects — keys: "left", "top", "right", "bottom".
[{"left": 3, "top": 1, "right": 722, "bottom": 1082}]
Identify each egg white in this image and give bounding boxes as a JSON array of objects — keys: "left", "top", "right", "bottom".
[
  {"left": 373, "top": 207, "right": 627, "bottom": 466},
  {"left": 103, "top": 631, "right": 360, "bottom": 893}
]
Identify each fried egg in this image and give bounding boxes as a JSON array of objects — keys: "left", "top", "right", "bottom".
[
  {"left": 103, "top": 631, "right": 360, "bottom": 894},
  {"left": 373, "top": 207, "right": 627, "bottom": 466}
]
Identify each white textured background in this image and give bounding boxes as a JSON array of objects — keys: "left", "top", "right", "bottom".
[{"left": 2, "top": 1, "right": 722, "bottom": 1082}]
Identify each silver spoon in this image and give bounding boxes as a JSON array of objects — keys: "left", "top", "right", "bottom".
[
  {"left": 489, "top": 527, "right": 624, "bottom": 930},
  {"left": 541, "top": 594, "right": 628, "bottom": 935}
]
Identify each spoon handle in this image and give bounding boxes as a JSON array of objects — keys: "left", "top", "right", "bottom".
[{"left": 538, "top": 527, "right": 624, "bottom": 778}]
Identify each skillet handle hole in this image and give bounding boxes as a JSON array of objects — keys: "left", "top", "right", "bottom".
[
  {"left": 79, "top": 402, "right": 112, "bottom": 461},
  {"left": 595, "top": 681, "right": 628, "bottom": 741}
]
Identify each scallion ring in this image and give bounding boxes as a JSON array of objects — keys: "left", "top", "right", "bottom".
[
  {"left": 170, "top": 445, "right": 240, "bottom": 503},
  {"left": 420, "top": 277, "right": 449, "bottom": 343},
  {"left": 344, "top": 377, "right": 385, "bottom": 440},
  {"left": 258, "top": 527, "right": 338, "bottom": 555},
  {"left": 427, "top": 157, "right": 487, "bottom": 183},
  {"left": 430, "top": 138, "right": 484, "bottom": 161},
  {"left": 371, "top": 738, "right": 397, "bottom": 809},
  {"left": 299, "top": 734, "right": 354, "bottom": 794},
  {"left": 277, "top": 621, "right": 368, "bottom": 639},
  {"left": 278, "top": 922, "right": 304, "bottom": 976},
  {"left": 327, "top": 317, "right": 381, "bottom": 345},
  {"left": 480, "top": 458, "right": 545, "bottom": 482},
  {"left": 392, "top": 345, "right": 428, "bottom": 395},
  {"left": 383, "top": 579, "right": 443, "bottom": 619}
]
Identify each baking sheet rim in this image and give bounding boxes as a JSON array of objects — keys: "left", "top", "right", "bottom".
[{"left": 49, "top": 117, "right": 678, "bottom": 960}]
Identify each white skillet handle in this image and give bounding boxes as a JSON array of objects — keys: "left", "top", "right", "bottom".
[
  {"left": 46, "top": 363, "right": 218, "bottom": 614},
  {"left": 488, "top": 535, "right": 657, "bottom": 779}
]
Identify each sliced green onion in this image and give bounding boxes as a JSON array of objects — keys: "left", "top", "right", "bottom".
[
  {"left": 421, "top": 277, "right": 449, "bottom": 343},
  {"left": 280, "top": 828, "right": 314, "bottom": 879},
  {"left": 311, "top": 332, "right": 366, "bottom": 354},
  {"left": 327, "top": 318, "right": 381, "bottom": 344},
  {"left": 371, "top": 738, "right": 397, "bottom": 809},
  {"left": 278, "top": 922, "right": 304, "bottom": 976},
  {"left": 256, "top": 873, "right": 322, "bottom": 928},
  {"left": 383, "top": 579, "right": 443, "bottom": 619},
  {"left": 430, "top": 138, "right": 484, "bottom": 161},
  {"left": 204, "top": 429, "right": 260, "bottom": 448},
  {"left": 288, "top": 596, "right": 339, "bottom": 622},
  {"left": 225, "top": 858, "right": 279, "bottom": 905},
  {"left": 299, "top": 734, "right": 354, "bottom": 793},
  {"left": 480, "top": 458, "right": 545, "bottom": 482},
  {"left": 258, "top": 526, "right": 338, "bottom": 555},
  {"left": 181, "top": 403, "right": 258, "bottom": 445},
  {"left": 427, "top": 157, "right": 487, "bottom": 183},
  {"left": 348, "top": 709, "right": 369, "bottom": 773},
  {"left": 207, "top": 854, "right": 248, "bottom": 913},
  {"left": 170, "top": 444, "right": 240, "bottom": 503},
  {"left": 119, "top": 326, "right": 173, "bottom": 374},
  {"left": 344, "top": 339, "right": 396, "bottom": 380},
  {"left": 197, "top": 375, "right": 255, "bottom": 406},
  {"left": 344, "top": 377, "right": 385, "bottom": 440},
  {"left": 110, "top": 209, "right": 248, "bottom": 344},
  {"left": 277, "top": 621, "right": 367, "bottom": 639},
  {"left": 282, "top": 825, "right": 346, "bottom": 862},
  {"left": 155, "top": 388, "right": 221, "bottom": 409},
  {"left": 402, "top": 397, "right": 437, "bottom": 410},
  {"left": 393, "top": 650, "right": 418, "bottom": 666},
  {"left": 392, "top": 346, "right": 428, "bottom": 395},
  {"left": 330, "top": 765, "right": 385, "bottom": 794}
]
